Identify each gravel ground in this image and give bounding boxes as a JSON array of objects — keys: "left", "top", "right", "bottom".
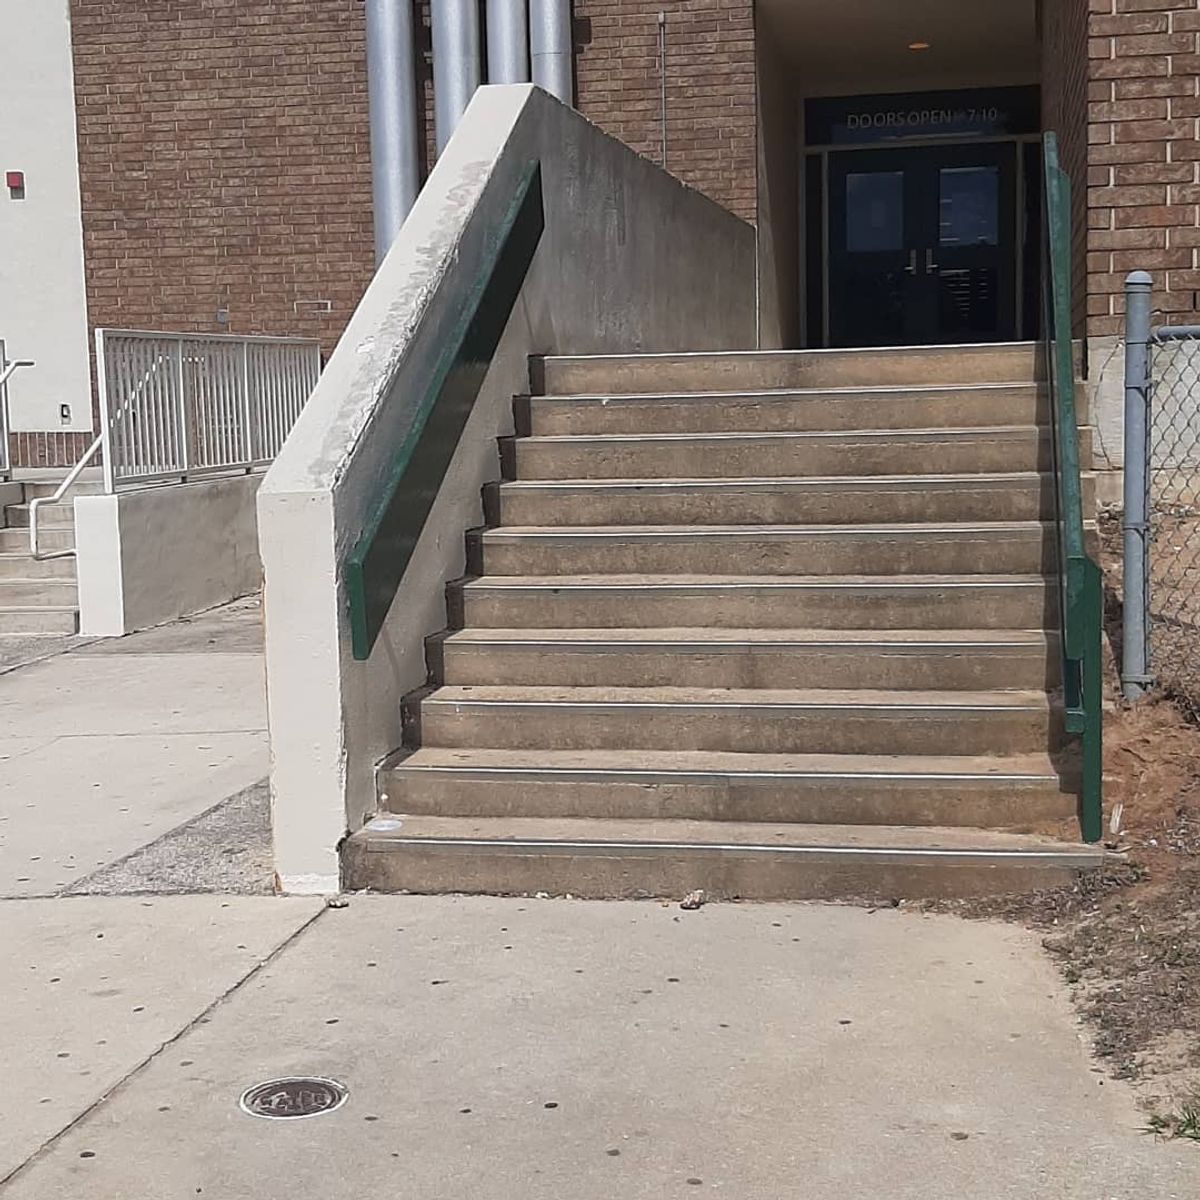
[{"left": 67, "top": 780, "right": 274, "bottom": 896}]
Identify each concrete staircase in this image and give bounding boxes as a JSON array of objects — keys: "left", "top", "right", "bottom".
[
  {"left": 0, "top": 477, "right": 84, "bottom": 635},
  {"left": 345, "top": 343, "right": 1106, "bottom": 899}
]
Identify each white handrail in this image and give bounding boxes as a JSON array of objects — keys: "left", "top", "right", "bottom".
[
  {"left": 29, "top": 348, "right": 163, "bottom": 559},
  {"left": 29, "top": 434, "right": 102, "bottom": 561}
]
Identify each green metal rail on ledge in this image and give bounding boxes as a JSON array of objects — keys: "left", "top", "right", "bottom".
[
  {"left": 345, "top": 162, "right": 544, "bottom": 661},
  {"left": 1043, "top": 132, "right": 1103, "bottom": 844}
]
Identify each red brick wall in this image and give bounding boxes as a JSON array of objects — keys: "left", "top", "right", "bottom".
[
  {"left": 18, "top": 2, "right": 757, "bottom": 470},
  {"left": 69, "top": 0, "right": 376, "bottom": 357},
  {"left": 14, "top": 0, "right": 380, "bottom": 468},
  {"left": 1086, "top": 0, "right": 1200, "bottom": 336},
  {"left": 67, "top": 0, "right": 759, "bottom": 351},
  {"left": 574, "top": 0, "right": 757, "bottom": 222},
  {"left": 7, "top": 430, "right": 94, "bottom": 470}
]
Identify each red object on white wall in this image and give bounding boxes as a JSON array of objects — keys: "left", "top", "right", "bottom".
[{"left": 5, "top": 170, "right": 24, "bottom": 193}]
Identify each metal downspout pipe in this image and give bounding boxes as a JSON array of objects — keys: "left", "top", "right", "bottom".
[
  {"left": 530, "top": 0, "right": 574, "bottom": 103},
  {"left": 367, "top": 0, "right": 570, "bottom": 253},
  {"left": 365, "top": 0, "right": 421, "bottom": 265},
  {"left": 487, "top": 0, "right": 529, "bottom": 83},
  {"left": 433, "top": 0, "right": 483, "bottom": 155}
]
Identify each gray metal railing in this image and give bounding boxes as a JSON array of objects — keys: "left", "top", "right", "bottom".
[
  {"left": 96, "top": 329, "right": 322, "bottom": 491},
  {"left": 1122, "top": 271, "right": 1200, "bottom": 712},
  {"left": 27, "top": 330, "right": 321, "bottom": 560}
]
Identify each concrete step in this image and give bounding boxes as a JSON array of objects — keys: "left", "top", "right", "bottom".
[
  {"left": 520, "top": 383, "right": 1065, "bottom": 437},
  {"left": 3, "top": 502, "right": 75, "bottom": 530},
  {"left": 343, "top": 815, "right": 1105, "bottom": 900},
  {"left": 410, "top": 685, "right": 1058, "bottom": 758},
  {"left": 0, "top": 481, "right": 22, "bottom": 509},
  {"left": 0, "top": 526, "right": 73, "bottom": 553},
  {"left": 469, "top": 522, "right": 1057, "bottom": 577},
  {"left": 450, "top": 574, "right": 1055, "bottom": 631},
  {"left": 431, "top": 628, "right": 1057, "bottom": 691},
  {"left": 0, "top": 606, "right": 78, "bottom": 635},
  {"left": 504, "top": 426, "right": 1092, "bottom": 481},
  {"left": 0, "top": 578, "right": 78, "bottom": 606},
  {"left": 378, "top": 747, "right": 1076, "bottom": 827},
  {"left": 19, "top": 479, "right": 104, "bottom": 499},
  {"left": 487, "top": 473, "right": 1096, "bottom": 527},
  {"left": 536, "top": 343, "right": 1045, "bottom": 394},
  {"left": 0, "top": 553, "right": 76, "bottom": 580}
]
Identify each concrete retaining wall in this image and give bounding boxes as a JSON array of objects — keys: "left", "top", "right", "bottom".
[
  {"left": 76, "top": 474, "right": 262, "bottom": 636},
  {"left": 258, "top": 84, "right": 758, "bottom": 893}
]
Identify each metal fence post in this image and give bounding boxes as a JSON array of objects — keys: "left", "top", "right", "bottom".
[
  {"left": 95, "top": 330, "right": 116, "bottom": 493},
  {"left": 241, "top": 340, "right": 254, "bottom": 468},
  {"left": 1122, "top": 270, "right": 1153, "bottom": 701},
  {"left": 176, "top": 336, "right": 193, "bottom": 479}
]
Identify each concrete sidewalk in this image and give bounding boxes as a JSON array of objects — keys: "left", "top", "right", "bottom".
[
  {"left": 5, "top": 897, "right": 1198, "bottom": 1199},
  {"left": 1, "top": 601, "right": 1197, "bottom": 1197},
  {"left": 0, "top": 598, "right": 271, "bottom": 898},
  {"left": 0, "top": 598, "right": 320, "bottom": 1190}
]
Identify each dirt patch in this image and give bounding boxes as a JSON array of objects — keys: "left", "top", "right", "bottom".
[
  {"left": 932, "top": 697, "right": 1200, "bottom": 1110},
  {"left": 927, "top": 515, "right": 1200, "bottom": 1112}
]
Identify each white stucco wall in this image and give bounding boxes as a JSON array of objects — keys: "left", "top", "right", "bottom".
[
  {"left": 258, "top": 85, "right": 758, "bottom": 892},
  {"left": 76, "top": 475, "right": 263, "bottom": 636},
  {"left": 0, "top": 0, "right": 92, "bottom": 433}
]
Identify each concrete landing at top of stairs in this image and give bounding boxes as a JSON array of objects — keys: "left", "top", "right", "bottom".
[{"left": 535, "top": 342, "right": 1048, "bottom": 392}]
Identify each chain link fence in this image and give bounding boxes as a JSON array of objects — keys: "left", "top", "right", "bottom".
[{"left": 1146, "top": 329, "right": 1200, "bottom": 713}]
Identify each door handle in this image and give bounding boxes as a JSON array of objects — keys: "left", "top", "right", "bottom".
[
  {"left": 904, "top": 249, "right": 918, "bottom": 275},
  {"left": 925, "top": 248, "right": 939, "bottom": 274}
]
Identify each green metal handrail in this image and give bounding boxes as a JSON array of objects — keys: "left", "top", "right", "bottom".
[
  {"left": 1042, "top": 132, "right": 1103, "bottom": 843},
  {"left": 345, "top": 161, "right": 544, "bottom": 660}
]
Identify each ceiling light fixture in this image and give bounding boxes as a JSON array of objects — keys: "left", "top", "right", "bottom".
[{"left": 908, "top": 41, "right": 931, "bottom": 51}]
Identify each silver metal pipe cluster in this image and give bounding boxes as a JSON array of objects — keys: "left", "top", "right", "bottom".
[
  {"left": 368, "top": 1, "right": 574, "bottom": 260},
  {"left": 366, "top": 0, "right": 421, "bottom": 265}
]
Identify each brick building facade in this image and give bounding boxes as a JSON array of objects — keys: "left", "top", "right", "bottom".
[
  {"left": 575, "top": 0, "right": 757, "bottom": 222},
  {"left": 1086, "top": 0, "right": 1200, "bottom": 336},
  {"left": 4, "top": 0, "right": 1200, "bottom": 467}
]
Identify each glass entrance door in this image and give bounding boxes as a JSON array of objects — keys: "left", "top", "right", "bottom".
[{"left": 827, "top": 142, "right": 1018, "bottom": 347}]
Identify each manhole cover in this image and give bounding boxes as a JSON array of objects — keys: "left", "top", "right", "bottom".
[{"left": 239, "top": 1077, "right": 348, "bottom": 1120}]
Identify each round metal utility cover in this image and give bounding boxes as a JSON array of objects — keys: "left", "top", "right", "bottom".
[{"left": 239, "top": 1077, "right": 348, "bottom": 1120}]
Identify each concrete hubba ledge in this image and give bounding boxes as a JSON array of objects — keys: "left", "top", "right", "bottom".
[
  {"left": 75, "top": 474, "right": 263, "bottom": 637},
  {"left": 257, "top": 83, "right": 757, "bottom": 893}
]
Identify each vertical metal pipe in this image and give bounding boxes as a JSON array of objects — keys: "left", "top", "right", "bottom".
[
  {"left": 1122, "top": 269, "right": 1154, "bottom": 701},
  {"left": 366, "top": 0, "right": 421, "bottom": 265},
  {"left": 530, "top": 0, "right": 573, "bottom": 103},
  {"left": 657, "top": 11, "right": 667, "bottom": 168},
  {"left": 433, "top": 0, "right": 482, "bottom": 154},
  {"left": 487, "top": 0, "right": 529, "bottom": 83}
]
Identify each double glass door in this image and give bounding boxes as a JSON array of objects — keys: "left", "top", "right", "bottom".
[{"left": 827, "top": 142, "right": 1018, "bottom": 347}]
